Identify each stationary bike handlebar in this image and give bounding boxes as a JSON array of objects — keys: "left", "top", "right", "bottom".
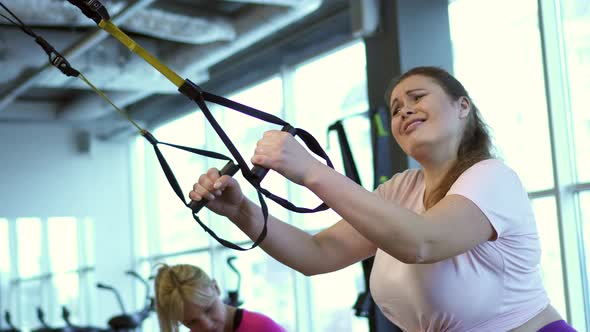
[{"left": 98, "top": 271, "right": 154, "bottom": 331}]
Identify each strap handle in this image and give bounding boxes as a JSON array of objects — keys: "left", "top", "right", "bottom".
[
  {"left": 249, "top": 124, "right": 297, "bottom": 183},
  {"left": 189, "top": 160, "right": 240, "bottom": 213},
  {"left": 180, "top": 80, "right": 332, "bottom": 213},
  {"left": 142, "top": 131, "right": 269, "bottom": 251}
]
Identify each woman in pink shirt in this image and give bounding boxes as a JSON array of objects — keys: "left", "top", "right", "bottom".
[
  {"left": 189, "top": 66, "right": 576, "bottom": 331},
  {"left": 154, "top": 263, "right": 286, "bottom": 332}
]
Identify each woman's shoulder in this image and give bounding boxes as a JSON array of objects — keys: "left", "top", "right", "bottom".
[
  {"left": 459, "top": 158, "right": 522, "bottom": 183},
  {"left": 388, "top": 167, "right": 423, "bottom": 185},
  {"left": 374, "top": 168, "right": 424, "bottom": 203},
  {"left": 453, "top": 158, "right": 524, "bottom": 191},
  {"left": 449, "top": 158, "right": 535, "bottom": 238},
  {"left": 377, "top": 168, "right": 422, "bottom": 191},
  {"left": 468, "top": 158, "right": 513, "bottom": 172}
]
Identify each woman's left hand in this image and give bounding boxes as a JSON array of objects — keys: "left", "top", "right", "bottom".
[{"left": 251, "top": 130, "right": 323, "bottom": 186}]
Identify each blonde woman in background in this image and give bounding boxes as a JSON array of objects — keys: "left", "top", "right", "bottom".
[{"left": 154, "top": 264, "right": 286, "bottom": 332}]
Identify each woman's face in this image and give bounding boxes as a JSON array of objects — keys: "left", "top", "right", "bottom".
[
  {"left": 181, "top": 283, "right": 227, "bottom": 332},
  {"left": 389, "top": 74, "right": 469, "bottom": 161}
]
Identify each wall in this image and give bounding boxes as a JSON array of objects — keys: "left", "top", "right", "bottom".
[{"left": 0, "top": 122, "right": 137, "bottom": 326}]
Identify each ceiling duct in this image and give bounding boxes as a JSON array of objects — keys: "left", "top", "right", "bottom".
[
  {"left": 35, "top": 36, "right": 208, "bottom": 92},
  {"left": 0, "top": 28, "right": 190, "bottom": 91},
  {"left": 166, "top": 1, "right": 325, "bottom": 78},
  {"left": 0, "top": 0, "right": 156, "bottom": 114},
  {"left": 0, "top": 0, "right": 236, "bottom": 44},
  {"left": 0, "top": 0, "right": 324, "bottom": 123}
]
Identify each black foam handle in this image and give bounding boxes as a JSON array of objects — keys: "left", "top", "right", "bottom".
[
  {"left": 250, "top": 125, "right": 297, "bottom": 183},
  {"left": 189, "top": 161, "right": 240, "bottom": 213}
]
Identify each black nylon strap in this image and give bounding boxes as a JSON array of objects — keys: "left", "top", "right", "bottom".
[
  {"left": 233, "top": 308, "right": 244, "bottom": 330},
  {"left": 1, "top": 1, "right": 274, "bottom": 251},
  {"left": 180, "top": 80, "right": 333, "bottom": 213},
  {"left": 328, "top": 120, "right": 361, "bottom": 185},
  {"left": 64, "top": 0, "right": 337, "bottom": 250},
  {"left": 142, "top": 131, "right": 268, "bottom": 251},
  {"left": 203, "top": 91, "right": 288, "bottom": 126},
  {"left": 5, "top": 0, "right": 338, "bottom": 251},
  {"left": 0, "top": 2, "right": 79, "bottom": 77},
  {"left": 191, "top": 189, "right": 269, "bottom": 251},
  {"left": 142, "top": 131, "right": 231, "bottom": 203}
]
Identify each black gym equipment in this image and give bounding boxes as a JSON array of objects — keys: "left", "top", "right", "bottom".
[
  {"left": 223, "top": 256, "right": 243, "bottom": 307},
  {"left": 328, "top": 107, "right": 402, "bottom": 332},
  {"left": 98, "top": 271, "right": 153, "bottom": 332},
  {"left": 1, "top": 312, "right": 20, "bottom": 332}
]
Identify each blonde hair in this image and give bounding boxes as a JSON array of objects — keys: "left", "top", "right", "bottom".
[{"left": 154, "top": 263, "right": 217, "bottom": 332}]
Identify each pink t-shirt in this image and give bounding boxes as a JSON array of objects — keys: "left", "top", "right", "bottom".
[
  {"left": 370, "top": 159, "right": 549, "bottom": 331},
  {"left": 235, "top": 309, "right": 286, "bottom": 332}
]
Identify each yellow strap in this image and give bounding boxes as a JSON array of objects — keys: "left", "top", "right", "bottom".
[
  {"left": 78, "top": 73, "right": 144, "bottom": 133},
  {"left": 98, "top": 20, "right": 185, "bottom": 88}
]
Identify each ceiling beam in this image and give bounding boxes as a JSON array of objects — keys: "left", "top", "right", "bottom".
[
  {"left": 224, "top": 0, "right": 302, "bottom": 6},
  {"left": 0, "top": 101, "right": 58, "bottom": 121},
  {"left": 0, "top": 0, "right": 157, "bottom": 113}
]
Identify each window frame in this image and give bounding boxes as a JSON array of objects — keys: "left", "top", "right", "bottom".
[{"left": 539, "top": 0, "right": 589, "bottom": 328}]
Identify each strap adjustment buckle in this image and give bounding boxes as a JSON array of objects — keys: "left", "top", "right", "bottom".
[
  {"left": 178, "top": 79, "right": 204, "bottom": 101},
  {"left": 34, "top": 36, "right": 79, "bottom": 77},
  {"left": 66, "top": 0, "right": 110, "bottom": 24}
]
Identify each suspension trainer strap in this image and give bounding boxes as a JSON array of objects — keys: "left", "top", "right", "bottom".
[
  {"left": 0, "top": 1, "right": 265, "bottom": 250},
  {"left": 142, "top": 132, "right": 268, "bottom": 251},
  {"left": 180, "top": 81, "right": 333, "bottom": 213},
  {"left": 98, "top": 10, "right": 335, "bottom": 212},
  {"left": 8, "top": 0, "right": 339, "bottom": 249},
  {"left": 327, "top": 120, "right": 362, "bottom": 185},
  {"left": 67, "top": 0, "right": 333, "bottom": 213}
]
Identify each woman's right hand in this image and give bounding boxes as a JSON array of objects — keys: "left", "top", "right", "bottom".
[{"left": 189, "top": 167, "right": 245, "bottom": 219}]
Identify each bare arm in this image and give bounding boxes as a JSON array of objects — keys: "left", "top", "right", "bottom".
[
  {"left": 190, "top": 168, "right": 376, "bottom": 276},
  {"left": 233, "top": 198, "right": 376, "bottom": 275},
  {"left": 248, "top": 130, "right": 493, "bottom": 264},
  {"left": 303, "top": 165, "right": 494, "bottom": 264}
]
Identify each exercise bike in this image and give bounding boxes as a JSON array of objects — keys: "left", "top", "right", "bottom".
[
  {"left": 223, "top": 256, "right": 243, "bottom": 307},
  {"left": 97, "top": 271, "right": 153, "bottom": 332},
  {"left": 61, "top": 306, "right": 107, "bottom": 332},
  {"left": 32, "top": 307, "right": 76, "bottom": 332},
  {"left": 1, "top": 311, "right": 19, "bottom": 332}
]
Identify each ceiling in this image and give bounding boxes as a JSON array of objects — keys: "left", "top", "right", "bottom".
[{"left": 0, "top": 0, "right": 352, "bottom": 138}]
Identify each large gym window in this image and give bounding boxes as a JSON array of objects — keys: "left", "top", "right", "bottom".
[
  {"left": 134, "top": 40, "right": 370, "bottom": 332},
  {"left": 148, "top": 112, "right": 211, "bottom": 254},
  {"left": 211, "top": 75, "right": 288, "bottom": 243},
  {"left": 290, "top": 42, "right": 371, "bottom": 231},
  {"left": 449, "top": 0, "right": 589, "bottom": 327},
  {"left": 449, "top": 0, "right": 553, "bottom": 192},
  {"left": 289, "top": 41, "right": 370, "bottom": 332},
  {"left": 134, "top": 75, "right": 291, "bottom": 332},
  {"left": 532, "top": 197, "right": 567, "bottom": 314},
  {"left": 561, "top": 0, "right": 590, "bottom": 183},
  {"left": 580, "top": 192, "right": 590, "bottom": 283},
  {"left": 16, "top": 218, "right": 43, "bottom": 279},
  {"left": 48, "top": 217, "right": 78, "bottom": 273},
  {"left": 0, "top": 216, "right": 95, "bottom": 330},
  {"left": 0, "top": 218, "right": 9, "bottom": 325},
  {"left": 215, "top": 248, "right": 297, "bottom": 331}
]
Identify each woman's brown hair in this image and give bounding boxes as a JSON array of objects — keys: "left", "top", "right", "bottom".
[{"left": 386, "top": 66, "right": 494, "bottom": 209}]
